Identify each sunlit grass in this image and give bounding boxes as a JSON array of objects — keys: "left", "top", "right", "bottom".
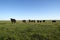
[{"left": 0, "top": 20, "right": 60, "bottom": 40}]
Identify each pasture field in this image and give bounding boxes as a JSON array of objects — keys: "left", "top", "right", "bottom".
[{"left": 0, "top": 20, "right": 60, "bottom": 40}]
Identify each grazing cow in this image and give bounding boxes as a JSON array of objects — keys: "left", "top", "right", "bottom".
[
  {"left": 43, "top": 20, "right": 45, "bottom": 22},
  {"left": 22, "top": 20, "right": 26, "bottom": 23},
  {"left": 52, "top": 20, "right": 56, "bottom": 22},
  {"left": 29, "top": 20, "right": 35, "bottom": 23},
  {"left": 37, "top": 20, "right": 40, "bottom": 23},
  {"left": 40, "top": 21, "right": 42, "bottom": 22},
  {"left": 37, "top": 20, "right": 42, "bottom": 23},
  {"left": 10, "top": 18, "right": 16, "bottom": 24}
]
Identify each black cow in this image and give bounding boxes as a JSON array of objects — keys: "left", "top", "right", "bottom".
[
  {"left": 52, "top": 20, "right": 56, "bottom": 22},
  {"left": 37, "top": 20, "right": 40, "bottom": 23},
  {"left": 22, "top": 20, "right": 26, "bottom": 23},
  {"left": 40, "top": 21, "right": 42, "bottom": 22},
  {"left": 37, "top": 20, "right": 42, "bottom": 23},
  {"left": 43, "top": 20, "right": 45, "bottom": 22},
  {"left": 10, "top": 18, "right": 16, "bottom": 24},
  {"left": 29, "top": 20, "right": 35, "bottom": 23}
]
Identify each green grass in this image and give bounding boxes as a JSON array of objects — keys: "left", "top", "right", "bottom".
[{"left": 0, "top": 20, "right": 60, "bottom": 40}]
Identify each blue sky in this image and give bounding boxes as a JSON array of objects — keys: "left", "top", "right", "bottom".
[{"left": 0, "top": 0, "right": 60, "bottom": 20}]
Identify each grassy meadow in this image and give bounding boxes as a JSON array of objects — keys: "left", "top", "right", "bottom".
[{"left": 0, "top": 20, "right": 60, "bottom": 40}]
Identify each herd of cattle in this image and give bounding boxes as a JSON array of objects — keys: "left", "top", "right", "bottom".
[{"left": 10, "top": 18, "right": 56, "bottom": 24}]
